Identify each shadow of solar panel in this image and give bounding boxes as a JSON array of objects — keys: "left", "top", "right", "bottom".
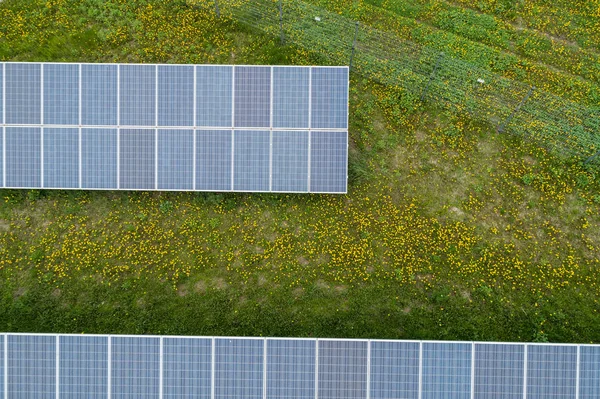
[
  {"left": 580, "top": 346, "right": 600, "bottom": 399},
  {"left": 215, "top": 338, "right": 264, "bottom": 399},
  {"left": 267, "top": 339, "right": 316, "bottom": 399},
  {"left": 158, "top": 65, "right": 194, "bottom": 127},
  {"left": 273, "top": 67, "right": 309, "bottom": 128},
  {"left": 111, "top": 337, "right": 160, "bottom": 399},
  {"left": 527, "top": 345, "right": 577, "bottom": 399},
  {"left": 5, "top": 63, "right": 41, "bottom": 125},
  {"left": 43, "top": 128, "right": 79, "bottom": 188},
  {"left": 158, "top": 129, "right": 193, "bottom": 190},
  {"left": 196, "top": 130, "right": 232, "bottom": 191},
  {"left": 81, "top": 128, "right": 117, "bottom": 189},
  {"left": 422, "top": 342, "right": 471, "bottom": 399},
  {"left": 5, "top": 127, "right": 41, "bottom": 188},
  {"left": 272, "top": 130, "right": 309, "bottom": 192},
  {"left": 234, "top": 66, "right": 270, "bottom": 128},
  {"left": 311, "top": 67, "right": 348, "bottom": 129},
  {"left": 310, "top": 131, "right": 347, "bottom": 193},
  {"left": 196, "top": 66, "right": 232, "bottom": 127},
  {"left": 474, "top": 343, "right": 524, "bottom": 399},
  {"left": 120, "top": 65, "right": 156, "bottom": 126},
  {"left": 318, "top": 340, "right": 368, "bottom": 399},
  {"left": 234, "top": 130, "right": 270, "bottom": 191},
  {"left": 163, "top": 337, "right": 212, "bottom": 399},
  {"left": 82, "top": 64, "right": 118, "bottom": 126},
  {"left": 59, "top": 336, "right": 108, "bottom": 399},
  {"left": 8, "top": 335, "right": 56, "bottom": 398},
  {"left": 43, "top": 64, "right": 79, "bottom": 125},
  {"left": 370, "top": 341, "right": 419, "bottom": 399},
  {"left": 119, "top": 129, "right": 156, "bottom": 190}
]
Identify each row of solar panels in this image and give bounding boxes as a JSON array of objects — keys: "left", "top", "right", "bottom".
[
  {"left": 1, "top": 334, "right": 598, "bottom": 399},
  {"left": 0, "top": 63, "right": 348, "bottom": 129},
  {"left": 0, "top": 128, "right": 347, "bottom": 193}
]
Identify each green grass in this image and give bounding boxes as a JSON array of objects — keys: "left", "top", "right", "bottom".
[{"left": 0, "top": 0, "right": 599, "bottom": 343}]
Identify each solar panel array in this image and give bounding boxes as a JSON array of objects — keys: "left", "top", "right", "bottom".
[
  {"left": 0, "top": 63, "right": 348, "bottom": 194},
  {"left": 1, "top": 334, "right": 599, "bottom": 398}
]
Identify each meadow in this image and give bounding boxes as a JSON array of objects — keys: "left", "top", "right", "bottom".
[{"left": 0, "top": 0, "right": 599, "bottom": 343}]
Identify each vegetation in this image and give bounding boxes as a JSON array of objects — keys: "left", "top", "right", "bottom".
[{"left": 0, "top": 0, "right": 599, "bottom": 343}]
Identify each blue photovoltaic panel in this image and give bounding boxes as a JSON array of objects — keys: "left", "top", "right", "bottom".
[
  {"left": 120, "top": 65, "right": 156, "bottom": 126},
  {"left": 59, "top": 335, "right": 108, "bottom": 399},
  {"left": 318, "top": 340, "right": 368, "bottom": 399},
  {"left": 422, "top": 342, "right": 472, "bottom": 399},
  {"left": 196, "top": 130, "right": 232, "bottom": 191},
  {"left": 0, "top": 335, "right": 4, "bottom": 397},
  {"left": 0, "top": 64, "right": 3, "bottom": 124},
  {"left": 272, "top": 130, "right": 308, "bottom": 192},
  {"left": 163, "top": 337, "right": 212, "bottom": 399},
  {"left": 5, "top": 127, "right": 41, "bottom": 188},
  {"left": 111, "top": 337, "right": 160, "bottom": 399},
  {"left": 81, "top": 64, "right": 118, "bottom": 126},
  {"left": 267, "top": 339, "right": 316, "bottom": 399},
  {"left": 43, "top": 63, "right": 79, "bottom": 125},
  {"left": 273, "top": 67, "right": 309, "bottom": 128},
  {"left": 158, "top": 65, "right": 194, "bottom": 127},
  {"left": 119, "top": 129, "right": 156, "bottom": 190},
  {"left": 196, "top": 65, "right": 232, "bottom": 127},
  {"left": 310, "top": 131, "right": 347, "bottom": 193},
  {"left": 7, "top": 335, "right": 56, "bottom": 398},
  {"left": 370, "top": 341, "right": 419, "bottom": 399},
  {"left": 82, "top": 128, "right": 117, "bottom": 189},
  {"left": 234, "top": 130, "right": 270, "bottom": 191},
  {"left": 234, "top": 66, "right": 270, "bottom": 128},
  {"left": 580, "top": 345, "right": 600, "bottom": 399},
  {"left": 5, "top": 63, "right": 41, "bottom": 125},
  {"left": 215, "top": 338, "right": 264, "bottom": 399},
  {"left": 311, "top": 67, "right": 348, "bottom": 129},
  {"left": 527, "top": 345, "right": 577, "bottom": 399},
  {"left": 474, "top": 343, "right": 524, "bottom": 399},
  {"left": 43, "top": 128, "right": 79, "bottom": 188},
  {"left": 158, "top": 129, "right": 193, "bottom": 190}
]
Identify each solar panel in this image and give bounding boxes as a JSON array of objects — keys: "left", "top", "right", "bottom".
[
  {"left": 215, "top": 338, "right": 264, "bottom": 399},
  {"left": 527, "top": 344, "right": 577, "bottom": 399},
  {"left": 111, "top": 336, "right": 160, "bottom": 398},
  {"left": 1, "top": 62, "right": 348, "bottom": 193},
  {"left": 0, "top": 335, "right": 4, "bottom": 398},
  {"left": 422, "top": 342, "right": 472, "bottom": 399},
  {"left": 474, "top": 343, "right": 524, "bottom": 399},
  {"left": 267, "top": 338, "right": 316, "bottom": 399},
  {"left": 318, "top": 340, "right": 368, "bottom": 399},
  {"left": 580, "top": 345, "right": 600, "bottom": 399},
  {"left": 7, "top": 334, "right": 56, "bottom": 398},
  {"left": 59, "top": 335, "right": 108, "bottom": 398},
  {"left": 163, "top": 337, "right": 212, "bottom": 398},
  {"left": 370, "top": 341, "right": 420, "bottom": 399}
]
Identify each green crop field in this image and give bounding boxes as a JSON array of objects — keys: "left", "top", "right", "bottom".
[{"left": 0, "top": 0, "right": 599, "bottom": 343}]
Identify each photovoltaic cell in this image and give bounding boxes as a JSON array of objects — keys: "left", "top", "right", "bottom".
[
  {"left": 580, "top": 345, "right": 600, "bottom": 399},
  {"left": 158, "top": 65, "right": 194, "bottom": 127},
  {"left": 234, "top": 66, "right": 270, "bottom": 128},
  {"left": 318, "top": 340, "right": 368, "bottom": 399},
  {"left": 5, "top": 63, "right": 41, "bottom": 125},
  {"left": 267, "top": 339, "right": 316, "bottom": 399},
  {"left": 59, "top": 335, "right": 108, "bottom": 399},
  {"left": 43, "top": 64, "right": 79, "bottom": 125},
  {"left": 272, "top": 130, "right": 309, "bottom": 192},
  {"left": 215, "top": 338, "right": 264, "bottom": 399},
  {"left": 43, "top": 128, "right": 79, "bottom": 188},
  {"left": 5, "top": 127, "right": 41, "bottom": 188},
  {"left": 120, "top": 65, "right": 156, "bottom": 126},
  {"left": 111, "top": 336, "right": 160, "bottom": 399},
  {"left": 7, "top": 335, "right": 56, "bottom": 398},
  {"left": 81, "top": 64, "right": 118, "bottom": 126},
  {"left": 119, "top": 129, "right": 156, "bottom": 190},
  {"left": 234, "top": 130, "right": 270, "bottom": 191},
  {"left": 311, "top": 67, "right": 348, "bottom": 129},
  {"left": 474, "top": 343, "right": 524, "bottom": 399},
  {"left": 273, "top": 67, "right": 309, "bottom": 128},
  {"left": 158, "top": 129, "right": 193, "bottom": 190},
  {"left": 422, "top": 342, "right": 472, "bottom": 399},
  {"left": 196, "top": 65, "right": 232, "bottom": 127},
  {"left": 527, "top": 345, "right": 577, "bottom": 399},
  {"left": 370, "top": 341, "right": 420, "bottom": 399},
  {"left": 310, "top": 131, "right": 347, "bottom": 193},
  {"left": 81, "top": 128, "right": 117, "bottom": 189},
  {"left": 163, "top": 337, "right": 212, "bottom": 399},
  {"left": 196, "top": 130, "right": 232, "bottom": 191}
]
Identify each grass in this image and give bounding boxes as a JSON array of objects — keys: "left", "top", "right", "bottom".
[{"left": 0, "top": 0, "right": 599, "bottom": 343}]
